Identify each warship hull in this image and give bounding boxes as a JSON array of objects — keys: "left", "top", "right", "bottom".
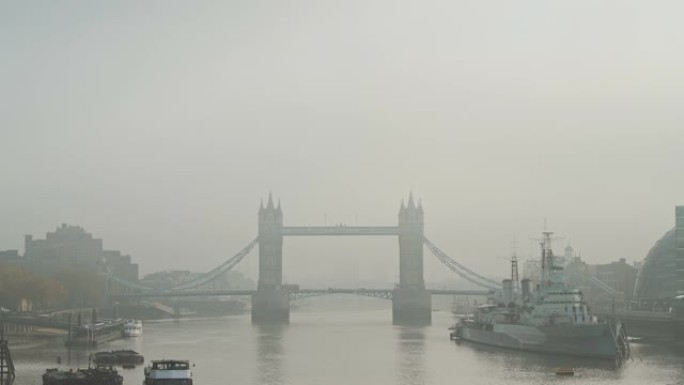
[{"left": 453, "top": 322, "right": 628, "bottom": 360}]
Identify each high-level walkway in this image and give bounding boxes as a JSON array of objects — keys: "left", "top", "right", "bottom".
[{"left": 282, "top": 226, "right": 399, "bottom": 236}]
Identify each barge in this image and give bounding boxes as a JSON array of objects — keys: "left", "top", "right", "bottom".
[
  {"left": 65, "top": 320, "right": 125, "bottom": 347},
  {"left": 42, "top": 366, "right": 122, "bottom": 385},
  {"left": 93, "top": 350, "right": 144, "bottom": 366}
]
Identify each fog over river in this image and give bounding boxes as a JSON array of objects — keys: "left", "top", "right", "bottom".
[{"left": 7, "top": 298, "right": 684, "bottom": 385}]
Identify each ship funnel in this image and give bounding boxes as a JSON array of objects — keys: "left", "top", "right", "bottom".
[
  {"left": 521, "top": 279, "right": 531, "bottom": 302},
  {"left": 502, "top": 279, "right": 513, "bottom": 305}
]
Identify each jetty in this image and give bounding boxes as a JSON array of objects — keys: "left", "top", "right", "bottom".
[{"left": 0, "top": 319, "right": 16, "bottom": 384}]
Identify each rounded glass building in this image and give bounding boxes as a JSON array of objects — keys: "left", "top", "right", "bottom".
[{"left": 634, "top": 207, "right": 684, "bottom": 300}]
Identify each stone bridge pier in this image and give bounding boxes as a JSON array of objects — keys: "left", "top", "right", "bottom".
[
  {"left": 392, "top": 194, "right": 431, "bottom": 325},
  {"left": 252, "top": 194, "right": 290, "bottom": 324}
]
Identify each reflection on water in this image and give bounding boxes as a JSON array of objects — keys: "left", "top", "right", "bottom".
[
  {"left": 255, "top": 325, "right": 285, "bottom": 385},
  {"left": 634, "top": 340, "right": 684, "bottom": 357},
  {"left": 396, "top": 327, "right": 426, "bottom": 385},
  {"left": 458, "top": 339, "right": 622, "bottom": 371},
  {"left": 6, "top": 308, "right": 684, "bottom": 385},
  {"left": 63, "top": 347, "right": 92, "bottom": 368}
]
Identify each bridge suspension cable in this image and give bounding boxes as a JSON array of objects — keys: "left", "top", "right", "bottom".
[
  {"left": 108, "top": 274, "right": 160, "bottom": 292},
  {"left": 165, "top": 238, "right": 258, "bottom": 291},
  {"left": 588, "top": 275, "right": 621, "bottom": 296},
  {"left": 423, "top": 237, "right": 501, "bottom": 291},
  {"left": 109, "top": 238, "right": 259, "bottom": 293}
]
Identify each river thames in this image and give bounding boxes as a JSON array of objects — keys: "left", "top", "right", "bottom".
[{"left": 7, "top": 298, "right": 684, "bottom": 385}]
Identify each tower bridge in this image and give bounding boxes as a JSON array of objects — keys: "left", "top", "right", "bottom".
[
  {"left": 253, "top": 192, "right": 430, "bottom": 324},
  {"left": 109, "top": 193, "right": 501, "bottom": 325}
]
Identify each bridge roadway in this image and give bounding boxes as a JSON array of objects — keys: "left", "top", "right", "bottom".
[{"left": 110, "top": 288, "right": 491, "bottom": 299}]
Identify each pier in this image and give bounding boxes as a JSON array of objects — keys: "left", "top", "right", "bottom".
[{"left": 0, "top": 317, "right": 15, "bottom": 384}]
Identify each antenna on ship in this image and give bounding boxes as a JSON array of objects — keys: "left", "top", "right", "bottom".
[
  {"left": 542, "top": 231, "right": 554, "bottom": 288},
  {"left": 539, "top": 218, "right": 548, "bottom": 288},
  {"left": 511, "top": 234, "right": 520, "bottom": 303},
  {"left": 531, "top": 218, "right": 563, "bottom": 289}
]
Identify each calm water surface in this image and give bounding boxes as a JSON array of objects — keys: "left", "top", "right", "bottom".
[{"left": 7, "top": 299, "right": 684, "bottom": 385}]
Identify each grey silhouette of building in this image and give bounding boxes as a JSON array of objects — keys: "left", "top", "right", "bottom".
[
  {"left": 590, "top": 258, "right": 638, "bottom": 299},
  {"left": 0, "top": 250, "right": 22, "bottom": 265},
  {"left": 24, "top": 223, "right": 138, "bottom": 283}
]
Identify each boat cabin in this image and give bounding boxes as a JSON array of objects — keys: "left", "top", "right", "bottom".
[{"left": 144, "top": 360, "right": 193, "bottom": 385}]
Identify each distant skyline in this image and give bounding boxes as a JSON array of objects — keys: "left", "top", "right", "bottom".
[{"left": 2, "top": 1, "right": 683, "bottom": 283}]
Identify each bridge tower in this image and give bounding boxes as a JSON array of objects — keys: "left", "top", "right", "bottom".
[
  {"left": 252, "top": 193, "right": 290, "bottom": 323},
  {"left": 393, "top": 193, "right": 431, "bottom": 325}
]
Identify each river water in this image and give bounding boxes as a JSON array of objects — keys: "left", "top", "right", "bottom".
[{"left": 7, "top": 298, "right": 684, "bottom": 385}]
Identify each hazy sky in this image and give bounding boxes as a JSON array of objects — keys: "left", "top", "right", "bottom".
[{"left": 1, "top": 1, "right": 683, "bottom": 285}]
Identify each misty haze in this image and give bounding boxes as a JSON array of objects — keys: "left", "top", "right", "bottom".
[{"left": 1, "top": 1, "right": 684, "bottom": 385}]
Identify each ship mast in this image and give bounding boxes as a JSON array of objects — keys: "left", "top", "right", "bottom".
[
  {"left": 511, "top": 235, "right": 519, "bottom": 303},
  {"left": 540, "top": 231, "right": 554, "bottom": 288}
]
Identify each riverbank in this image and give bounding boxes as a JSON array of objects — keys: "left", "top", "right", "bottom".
[{"left": 5, "top": 328, "right": 66, "bottom": 350}]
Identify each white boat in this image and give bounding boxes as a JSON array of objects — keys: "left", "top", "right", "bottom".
[
  {"left": 123, "top": 319, "right": 143, "bottom": 337},
  {"left": 144, "top": 359, "right": 193, "bottom": 385}
]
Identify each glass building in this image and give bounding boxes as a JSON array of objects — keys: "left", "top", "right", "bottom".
[{"left": 634, "top": 206, "right": 684, "bottom": 300}]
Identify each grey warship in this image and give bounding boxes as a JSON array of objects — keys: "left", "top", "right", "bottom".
[{"left": 451, "top": 232, "right": 630, "bottom": 361}]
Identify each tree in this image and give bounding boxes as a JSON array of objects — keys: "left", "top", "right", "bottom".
[
  {"left": 0, "top": 264, "right": 68, "bottom": 310},
  {"left": 54, "top": 268, "right": 107, "bottom": 307}
]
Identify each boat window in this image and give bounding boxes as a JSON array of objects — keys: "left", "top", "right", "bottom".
[{"left": 153, "top": 362, "right": 189, "bottom": 370}]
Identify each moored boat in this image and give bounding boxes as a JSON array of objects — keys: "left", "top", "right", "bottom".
[
  {"left": 93, "top": 350, "right": 144, "bottom": 366},
  {"left": 66, "top": 320, "right": 125, "bottom": 347},
  {"left": 42, "top": 366, "right": 122, "bottom": 385},
  {"left": 123, "top": 319, "right": 143, "bottom": 337},
  {"left": 143, "top": 359, "right": 193, "bottom": 385},
  {"left": 451, "top": 231, "right": 630, "bottom": 362}
]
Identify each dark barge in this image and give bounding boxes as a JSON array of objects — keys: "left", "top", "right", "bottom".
[
  {"left": 93, "top": 350, "right": 144, "bottom": 366},
  {"left": 42, "top": 366, "right": 122, "bottom": 385}
]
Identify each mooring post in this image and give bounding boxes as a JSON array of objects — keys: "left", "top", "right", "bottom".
[{"left": 67, "top": 313, "right": 72, "bottom": 343}]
